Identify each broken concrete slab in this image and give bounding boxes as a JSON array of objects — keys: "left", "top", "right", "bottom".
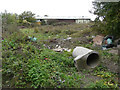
[{"left": 93, "top": 35, "right": 104, "bottom": 46}]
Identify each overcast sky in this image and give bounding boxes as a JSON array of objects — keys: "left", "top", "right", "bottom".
[{"left": 0, "top": 0, "right": 96, "bottom": 20}]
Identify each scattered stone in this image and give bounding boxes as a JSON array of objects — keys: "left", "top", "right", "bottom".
[{"left": 93, "top": 35, "right": 104, "bottom": 46}]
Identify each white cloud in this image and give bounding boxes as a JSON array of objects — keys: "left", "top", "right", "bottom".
[{"left": 0, "top": 0, "right": 96, "bottom": 20}]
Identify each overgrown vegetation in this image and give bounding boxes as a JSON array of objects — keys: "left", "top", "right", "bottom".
[
  {"left": 2, "top": 23, "right": 119, "bottom": 88},
  {"left": 88, "top": 65, "right": 118, "bottom": 88},
  {"left": 91, "top": 2, "right": 120, "bottom": 38},
  {"left": 19, "top": 11, "right": 36, "bottom": 27},
  {"left": 1, "top": 10, "right": 18, "bottom": 37},
  {"left": 1, "top": 3, "right": 120, "bottom": 88},
  {"left": 2, "top": 32, "right": 85, "bottom": 88}
]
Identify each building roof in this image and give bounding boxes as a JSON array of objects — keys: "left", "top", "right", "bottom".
[{"left": 36, "top": 16, "right": 91, "bottom": 20}]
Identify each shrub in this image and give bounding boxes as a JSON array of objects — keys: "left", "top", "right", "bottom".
[
  {"left": 1, "top": 11, "right": 18, "bottom": 37},
  {"left": 19, "top": 11, "right": 36, "bottom": 27}
]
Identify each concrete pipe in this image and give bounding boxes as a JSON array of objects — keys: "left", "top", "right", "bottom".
[{"left": 72, "top": 46, "right": 100, "bottom": 71}]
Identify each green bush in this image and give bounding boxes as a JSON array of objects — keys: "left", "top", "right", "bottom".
[
  {"left": 1, "top": 11, "right": 18, "bottom": 37},
  {"left": 19, "top": 11, "right": 36, "bottom": 27}
]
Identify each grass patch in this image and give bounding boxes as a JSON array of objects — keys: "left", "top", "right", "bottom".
[{"left": 2, "top": 23, "right": 119, "bottom": 88}]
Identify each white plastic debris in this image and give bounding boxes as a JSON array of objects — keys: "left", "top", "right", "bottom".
[
  {"left": 52, "top": 46, "right": 71, "bottom": 52},
  {"left": 92, "top": 35, "right": 95, "bottom": 38},
  {"left": 66, "top": 37, "right": 72, "bottom": 40}
]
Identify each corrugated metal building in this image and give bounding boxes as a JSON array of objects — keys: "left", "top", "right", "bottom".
[{"left": 36, "top": 16, "right": 91, "bottom": 24}]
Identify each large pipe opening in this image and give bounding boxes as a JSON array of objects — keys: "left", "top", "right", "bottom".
[
  {"left": 73, "top": 47, "right": 100, "bottom": 70},
  {"left": 86, "top": 53, "right": 99, "bottom": 68}
]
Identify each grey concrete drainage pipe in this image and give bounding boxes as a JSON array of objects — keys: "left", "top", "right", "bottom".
[{"left": 72, "top": 46, "right": 100, "bottom": 71}]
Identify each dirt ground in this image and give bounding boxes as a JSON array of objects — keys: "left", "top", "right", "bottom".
[{"left": 43, "top": 37, "right": 91, "bottom": 49}]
